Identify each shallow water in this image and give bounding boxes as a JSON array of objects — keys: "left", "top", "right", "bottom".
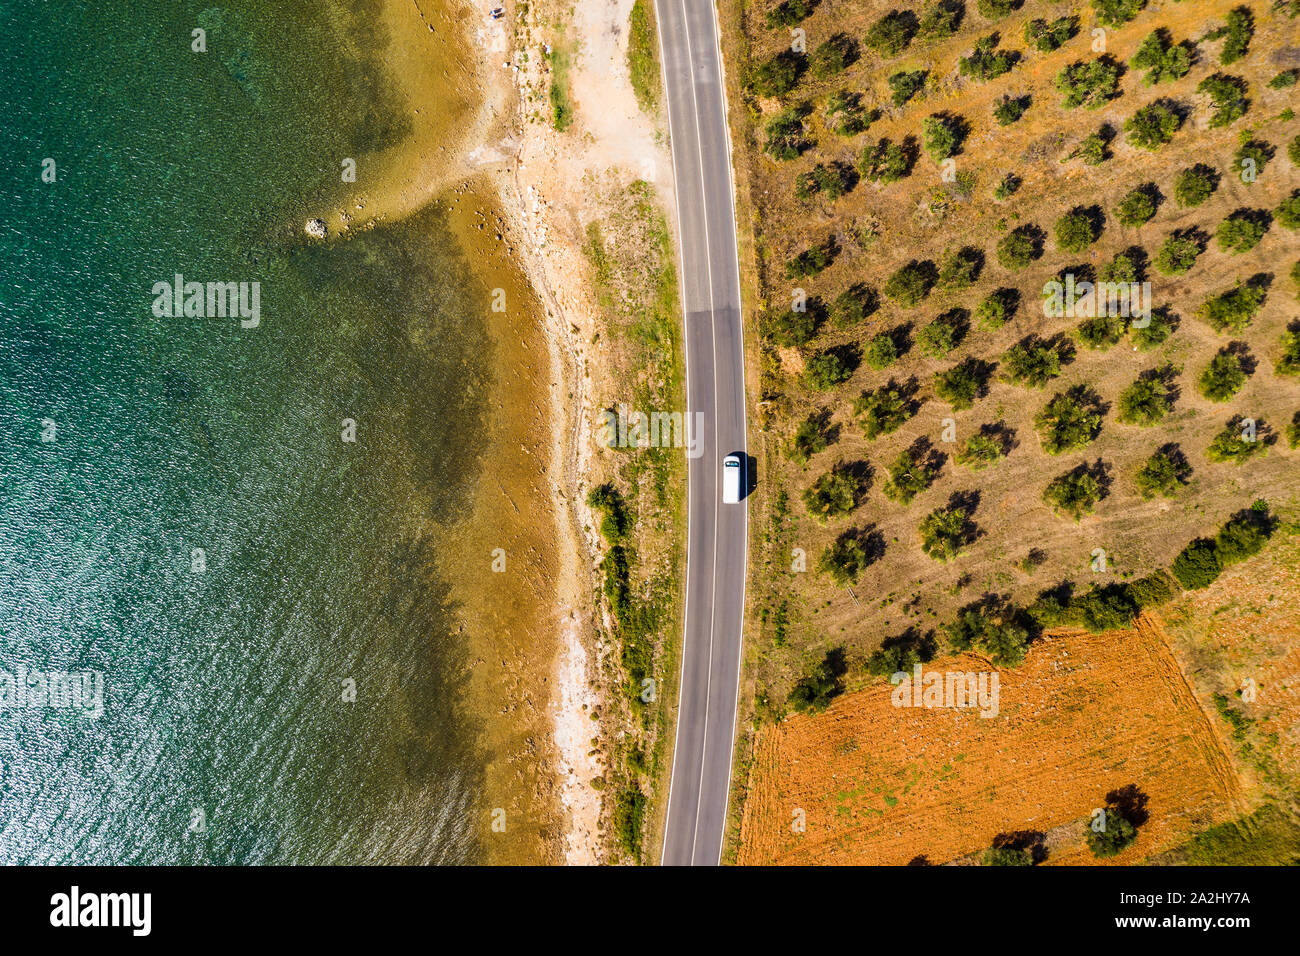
[{"left": 0, "top": 0, "right": 499, "bottom": 863}]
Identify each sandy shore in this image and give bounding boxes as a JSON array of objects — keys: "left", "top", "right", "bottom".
[
  {"left": 304, "top": 0, "right": 670, "bottom": 864},
  {"left": 463, "top": 0, "right": 677, "bottom": 864}
]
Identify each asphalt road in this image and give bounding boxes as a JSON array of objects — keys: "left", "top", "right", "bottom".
[{"left": 655, "top": 0, "right": 749, "bottom": 867}]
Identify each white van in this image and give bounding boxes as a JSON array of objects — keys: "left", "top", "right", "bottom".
[{"left": 722, "top": 454, "right": 742, "bottom": 504}]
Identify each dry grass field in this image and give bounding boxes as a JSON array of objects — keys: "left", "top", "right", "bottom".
[
  {"left": 720, "top": 0, "right": 1300, "bottom": 862},
  {"left": 725, "top": 0, "right": 1300, "bottom": 710},
  {"left": 1159, "top": 528, "right": 1300, "bottom": 788}
]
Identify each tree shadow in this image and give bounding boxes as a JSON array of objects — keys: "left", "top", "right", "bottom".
[
  {"left": 908, "top": 434, "right": 948, "bottom": 473},
  {"left": 1105, "top": 784, "right": 1150, "bottom": 827},
  {"left": 977, "top": 420, "right": 1019, "bottom": 454},
  {"left": 947, "top": 487, "right": 980, "bottom": 514},
  {"left": 810, "top": 406, "right": 840, "bottom": 445},
  {"left": 1223, "top": 339, "right": 1257, "bottom": 375}
]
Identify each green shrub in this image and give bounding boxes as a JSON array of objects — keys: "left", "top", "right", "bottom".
[
  {"left": 1135, "top": 445, "right": 1191, "bottom": 498},
  {"left": 1055, "top": 207, "right": 1102, "bottom": 252},
  {"left": 888, "top": 69, "right": 927, "bottom": 106},
  {"left": 762, "top": 306, "right": 818, "bottom": 347},
  {"left": 1216, "top": 209, "right": 1269, "bottom": 253},
  {"left": 919, "top": 0, "right": 964, "bottom": 38},
  {"left": 614, "top": 787, "right": 647, "bottom": 858},
  {"left": 785, "top": 238, "right": 837, "bottom": 279},
  {"left": 1099, "top": 249, "right": 1143, "bottom": 284},
  {"left": 855, "top": 381, "right": 915, "bottom": 438},
  {"left": 1024, "top": 16, "right": 1077, "bottom": 53},
  {"left": 858, "top": 137, "right": 915, "bottom": 182},
  {"left": 1276, "top": 192, "right": 1300, "bottom": 230},
  {"left": 811, "top": 33, "right": 859, "bottom": 77},
  {"left": 764, "top": 109, "right": 811, "bottom": 160},
  {"left": 1171, "top": 538, "right": 1222, "bottom": 589},
  {"left": 627, "top": 0, "right": 660, "bottom": 113},
  {"left": 1130, "top": 29, "right": 1192, "bottom": 85},
  {"left": 866, "top": 629, "right": 936, "bottom": 676},
  {"left": 1198, "top": 283, "right": 1265, "bottom": 333},
  {"left": 549, "top": 45, "right": 575, "bottom": 131},
  {"left": 1174, "top": 164, "right": 1218, "bottom": 207},
  {"left": 917, "top": 309, "right": 967, "bottom": 358},
  {"left": 1116, "top": 184, "right": 1159, "bottom": 226},
  {"left": 825, "top": 90, "right": 874, "bottom": 136},
  {"left": 865, "top": 10, "right": 919, "bottom": 57},
  {"left": 788, "top": 647, "right": 848, "bottom": 712},
  {"left": 883, "top": 446, "right": 942, "bottom": 504},
  {"left": 1087, "top": 807, "right": 1138, "bottom": 857},
  {"left": 1066, "top": 128, "right": 1111, "bottom": 165},
  {"left": 831, "top": 283, "right": 876, "bottom": 326},
  {"left": 1214, "top": 507, "right": 1273, "bottom": 566},
  {"left": 1276, "top": 330, "right": 1300, "bottom": 377},
  {"left": 818, "top": 530, "right": 877, "bottom": 584},
  {"left": 1118, "top": 370, "right": 1174, "bottom": 425},
  {"left": 976, "top": 287, "right": 1017, "bottom": 328},
  {"left": 960, "top": 33, "right": 1018, "bottom": 81},
  {"left": 750, "top": 49, "right": 804, "bottom": 97},
  {"left": 1001, "top": 335, "right": 1070, "bottom": 388},
  {"left": 1206, "top": 418, "right": 1265, "bottom": 464},
  {"left": 1128, "top": 569, "right": 1178, "bottom": 608},
  {"left": 765, "top": 0, "right": 817, "bottom": 28},
  {"left": 996, "top": 225, "right": 1041, "bottom": 269},
  {"left": 934, "top": 358, "right": 991, "bottom": 410},
  {"left": 1072, "top": 583, "right": 1139, "bottom": 631},
  {"left": 1131, "top": 307, "right": 1177, "bottom": 351},
  {"left": 795, "top": 162, "right": 856, "bottom": 201},
  {"left": 937, "top": 246, "right": 983, "bottom": 289},
  {"left": 1234, "top": 139, "right": 1272, "bottom": 181},
  {"left": 884, "top": 259, "right": 937, "bottom": 305},
  {"left": 788, "top": 413, "right": 831, "bottom": 464},
  {"left": 977, "top": 0, "right": 1022, "bottom": 19},
  {"left": 804, "top": 349, "right": 852, "bottom": 390},
  {"left": 1198, "top": 349, "right": 1250, "bottom": 402},
  {"left": 1035, "top": 387, "right": 1104, "bottom": 454},
  {"left": 944, "top": 598, "right": 1030, "bottom": 665},
  {"left": 1074, "top": 314, "right": 1127, "bottom": 351},
  {"left": 863, "top": 333, "right": 897, "bottom": 371},
  {"left": 954, "top": 427, "right": 1009, "bottom": 469},
  {"left": 1205, "top": 6, "right": 1253, "bottom": 65},
  {"left": 587, "top": 483, "right": 630, "bottom": 541},
  {"left": 1198, "top": 73, "right": 1250, "bottom": 128},
  {"left": 919, "top": 506, "right": 977, "bottom": 562},
  {"left": 1092, "top": 0, "right": 1146, "bottom": 28},
  {"left": 803, "top": 464, "right": 866, "bottom": 520},
  {"left": 1055, "top": 58, "right": 1122, "bottom": 109},
  {"left": 922, "top": 113, "right": 964, "bottom": 162},
  {"left": 1155, "top": 229, "right": 1203, "bottom": 274},
  {"left": 1125, "top": 100, "right": 1182, "bottom": 150},
  {"left": 992, "top": 93, "right": 1030, "bottom": 126},
  {"left": 1043, "top": 464, "right": 1105, "bottom": 520}
]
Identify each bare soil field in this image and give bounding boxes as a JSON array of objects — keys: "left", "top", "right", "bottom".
[{"left": 737, "top": 621, "right": 1243, "bottom": 865}]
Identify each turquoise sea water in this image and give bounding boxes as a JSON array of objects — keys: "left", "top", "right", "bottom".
[{"left": 0, "top": 1, "right": 494, "bottom": 862}]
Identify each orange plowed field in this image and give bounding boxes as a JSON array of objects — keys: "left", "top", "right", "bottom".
[{"left": 738, "top": 623, "right": 1242, "bottom": 865}]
